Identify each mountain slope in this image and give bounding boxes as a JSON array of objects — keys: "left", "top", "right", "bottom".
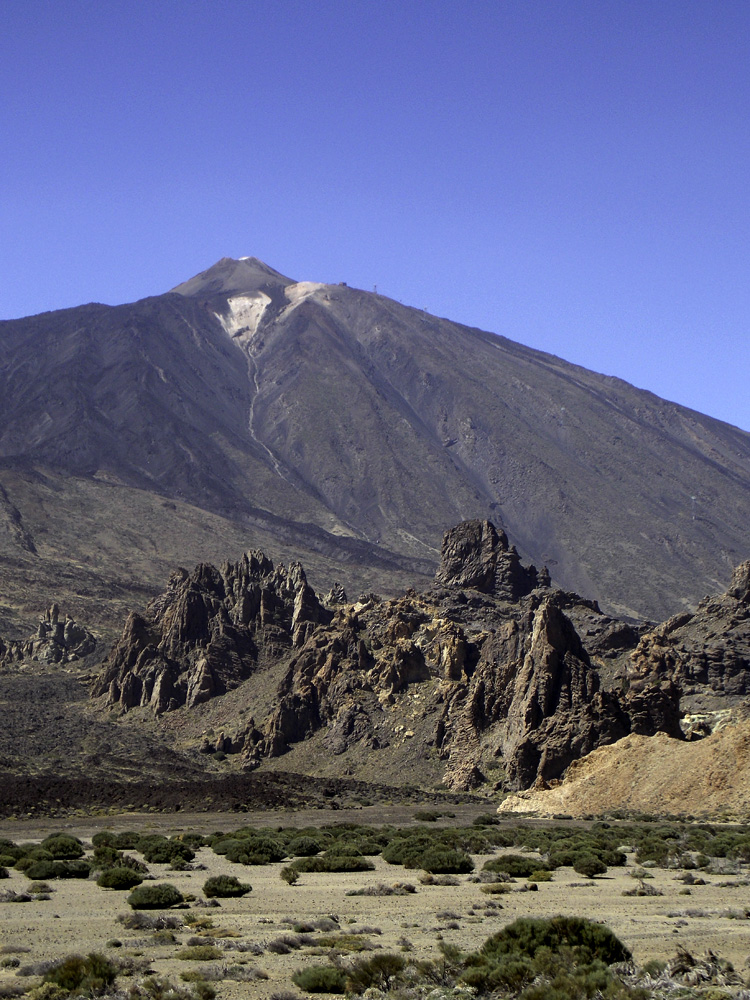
[{"left": 1, "top": 256, "right": 749, "bottom": 629}]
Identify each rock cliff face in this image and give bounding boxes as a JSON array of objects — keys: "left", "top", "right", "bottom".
[
  {"left": 630, "top": 560, "right": 750, "bottom": 697},
  {"left": 94, "top": 519, "right": 692, "bottom": 790},
  {"left": 93, "top": 552, "right": 329, "bottom": 714},
  {"left": 434, "top": 519, "right": 547, "bottom": 598}
]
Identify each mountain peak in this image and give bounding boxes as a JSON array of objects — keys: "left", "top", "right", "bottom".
[{"left": 170, "top": 256, "right": 295, "bottom": 298}]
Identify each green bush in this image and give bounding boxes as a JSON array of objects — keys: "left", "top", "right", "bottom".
[
  {"left": 44, "top": 952, "right": 117, "bottom": 995},
  {"left": 291, "top": 854, "right": 374, "bottom": 874},
  {"left": 287, "top": 836, "right": 322, "bottom": 856},
  {"left": 91, "top": 831, "right": 117, "bottom": 848},
  {"left": 461, "top": 916, "right": 631, "bottom": 996},
  {"left": 97, "top": 867, "right": 144, "bottom": 890},
  {"left": 573, "top": 854, "right": 608, "bottom": 879},
  {"left": 483, "top": 854, "right": 546, "bottom": 878},
  {"left": 92, "top": 846, "right": 149, "bottom": 874},
  {"left": 419, "top": 847, "right": 474, "bottom": 875},
  {"left": 0, "top": 866, "right": 8, "bottom": 879},
  {"left": 202, "top": 875, "right": 251, "bottom": 898},
  {"left": 112, "top": 831, "right": 141, "bottom": 850},
  {"left": 292, "top": 965, "right": 347, "bottom": 993},
  {"left": 473, "top": 813, "right": 500, "bottom": 826},
  {"left": 139, "top": 838, "right": 195, "bottom": 865},
  {"left": 175, "top": 945, "right": 223, "bottom": 961},
  {"left": 127, "top": 883, "right": 184, "bottom": 909},
  {"left": 481, "top": 916, "right": 630, "bottom": 965},
  {"left": 25, "top": 860, "right": 91, "bottom": 880},
  {"left": 345, "top": 953, "right": 407, "bottom": 992},
  {"left": 41, "top": 835, "right": 85, "bottom": 860},
  {"left": 15, "top": 848, "right": 53, "bottom": 870}
]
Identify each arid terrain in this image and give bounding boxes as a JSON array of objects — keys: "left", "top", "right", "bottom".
[{"left": 3, "top": 807, "right": 750, "bottom": 1000}]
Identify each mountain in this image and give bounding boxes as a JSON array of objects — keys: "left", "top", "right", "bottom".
[{"left": 1, "top": 256, "right": 749, "bottom": 636}]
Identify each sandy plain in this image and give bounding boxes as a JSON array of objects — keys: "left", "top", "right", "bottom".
[{"left": 2, "top": 807, "right": 750, "bottom": 997}]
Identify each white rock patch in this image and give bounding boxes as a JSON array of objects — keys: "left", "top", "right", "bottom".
[{"left": 215, "top": 292, "right": 271, "bottom": 344}]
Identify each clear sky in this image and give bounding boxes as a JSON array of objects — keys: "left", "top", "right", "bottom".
[{"left": 2, "top": 0, "right": 749, "bottom": 430}]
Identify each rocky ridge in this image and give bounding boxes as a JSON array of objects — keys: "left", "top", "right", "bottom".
[
  {"left": 0, "top": 603, "right": 96, "bottom": 666},
  {"left": 94, "top": 520, "right": 691, "bottom": 791},
  {"left": 630, "top": 560, "right": 750, "bottom": 703},
  {"left": 92, "top": 552, "right": 329, "bottom": 714}
]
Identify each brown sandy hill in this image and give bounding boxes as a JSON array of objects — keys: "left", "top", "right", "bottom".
[{"left": 499, "top": 718, "right": 750, "bottom": 819}]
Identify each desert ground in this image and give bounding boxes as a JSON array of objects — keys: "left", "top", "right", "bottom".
[{"left": 2, "top": 805, "right": 750, "bottom": 997}]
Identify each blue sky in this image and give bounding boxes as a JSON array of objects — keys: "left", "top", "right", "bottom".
[{"left": 2, "top": 0, "right": 749, "bottom": 430}]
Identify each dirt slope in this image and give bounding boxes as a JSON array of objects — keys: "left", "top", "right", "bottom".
[{"left": 500, "top": 720, "right": 750, "bottom": 818}]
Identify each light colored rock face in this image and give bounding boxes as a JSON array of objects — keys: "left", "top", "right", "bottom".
[{"left": 215, "top": 292, "right": 272, "bottom": 344}]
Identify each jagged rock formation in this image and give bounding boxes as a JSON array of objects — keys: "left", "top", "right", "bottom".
[
  {"left": 434, "top": 519, "right": 547, "bottom": 598},
  {"left": 93, "top": 552, "right": 329, "bottom": 714},
  {"left": 630, "top": 560, "right": 750, "bottom": 698},
  {"left": 95, "top": 519, "right": 688, "bottom": 790},
  {"left": 0, "top": 604, "right": 96, "bottom": 667}
]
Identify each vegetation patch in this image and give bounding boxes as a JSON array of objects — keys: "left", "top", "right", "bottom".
[
  {"left": 291, "top": 965, "right": 347, "bottom": 993},
  {"left": 127, "top": 883, "right": 185, "bottom": 909},
  {"left": 202, "top": 875, "right": 251, "bottom": 898}
]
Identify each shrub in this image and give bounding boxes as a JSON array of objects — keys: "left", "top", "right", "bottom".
[
  {"left": 97, "top": 867, "right": 144, "bottom": 890},
  {"left": 25, "top": 860, "right": 90, "bottom": 880},
  {"left": 419, "top": 847, "right": 474, "bottom": 874},
  {"left": 528, "top": 869, "right": 553, "bottom": 882},
  {"left": 473, "top": 814, "right": 500, "bottom": 826},
  {"left": 291, "top": 965, "right": 346, "bottom": 993},
  {"left": 202, "top": 876, "right": 251, "bottom": 898},
  {"left": 93, "top": 848, "right": 148, "bottom": 874},
  {"left": 112, "top": 832, "right": 141, "bottom": 850},
  {"left": 287, "top": 836, "right": 322, "bottom": 857},
  {"left": 280, "top": 866, "right": 299, "bottom": 885},
  {"left": 175, "top": 946, "right": 223, "bottom": 961},
  {"left": 481, "top": 916, "right": 630, "bottom": 965},
  {"left": 460, "top": 916, "right": 631, "bottom": 995},
  {"left": 127, "top": 883, "right": 184, "bottom": 909},
  {"left": 573, "top": 854, "right": 608, "bottom": 879},
  {"left": 140, "top": 838, "right": 195, "bottom": 866},
  {"left": 43, "top": 953, "right": 117, "bottom": 995},
  {"left": 483, "top": 854, "right": 546, "bottom": 878},
  {"left": 41, "top": 836, "right": 85, "bottom": 860},
  {"left": 0, "top": 867, "right": 8, "bottom": 880},
  {"left": 211, "top": 833, "right": 286, "bottom": 865},
  {"left": 91, "top": 831, "right": 117, "bottom": 848},
  {"left": 291, "top": 854, "right": 374, "bottom": 874},
  {"left": 414, "top": 810, "right": 442, "bottom": 822},
  {"left": 345, "top": 953, "right": 406, "bottom": 992},
  {"left": 117, "top": 911, "right": 183, "bottom": 930}
]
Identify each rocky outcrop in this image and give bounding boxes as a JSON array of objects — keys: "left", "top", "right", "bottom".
[
  {"left": 238, "top": 522, "right": 679, "bottom": 790},
  {"left": 436, "top": 596, "right": 680, "bottom": 790},
  {"left": 0, "top": 604, "right": 96, "bottom": 667},
  {"left": 93, "top": 519, "right": 737, "bottom": 791},
  {"left": 630, "top": 559, "right": 750, "bottom": 697},
  {"left": 93, "top": 551, "right": 329, "bottom": 714},
  {"left": 434, "top": 519, "right": 548, "bottom": 599}
]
